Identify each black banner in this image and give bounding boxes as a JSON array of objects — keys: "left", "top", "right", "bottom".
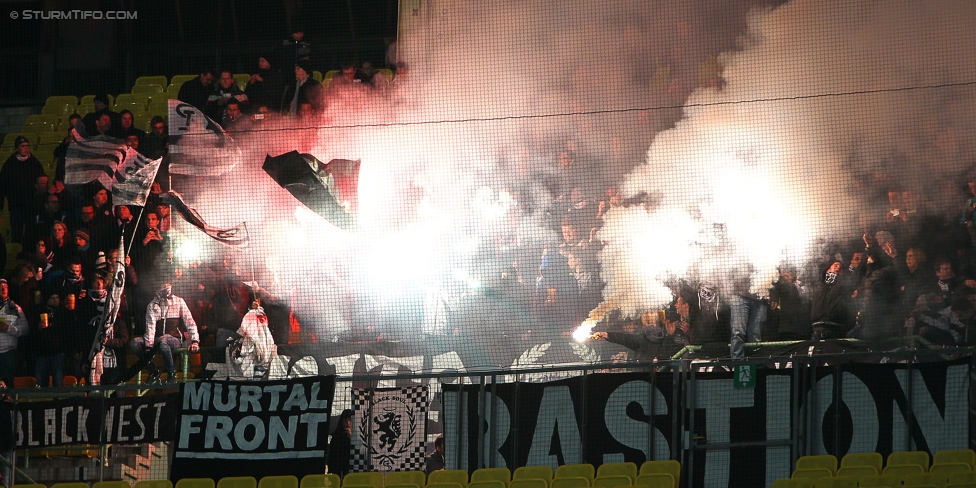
[
  {"left": 171, "top": 375, "right": 336, "bottom": 482},
  {"left": 12, "top": 394, "right": 178, "bottom": 448},
  {"left": 444, "top": 358, "right": 972, "bottom": 487}
]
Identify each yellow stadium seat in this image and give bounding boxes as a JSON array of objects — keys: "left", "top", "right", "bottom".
[
  {"left": 94, "top": 481, "right": 132, "bottom": 488},
  {"left": 596, "top": 463, "right": 636, "bottom": 483},
  {"left": 45, "top": 95, "right": 79, "bottom": 107},
  {"left": 313, "top": 71, "right": 322, "bottom": 82},
  {"left": 428, "top": 471, "right": 469, "bottom": 488},
  {"left": 635, "top": 474, "right": 674, "bottom": 488},
  {"left": 591, "top": 477, "right": 629, "bottom": 488},
  {"left": 342, "top": 473, "right": 383, "bottom": 488},
  {"left": 53, "top": 483, "right": 90, "bottom": 488},
  {"left": 797, "top": 455, "right": 837, "bottom": 475},
  {"left": 946, "top": 482, "right": 976, "bottom": 488},
  {"left": 300, "top": 474, "right": 339, "bottom": 488},
  {"left": 884, "top": 464, "right": 925, "bottom": 478},
  {"left": 937, "top": 451, "right": 976, "bottom": 470},
  {"left": 509, "top": 480, "right": 547, "bottom": 488},
  {"left": 42, "top": 103, "right": 74, "bottom": 116},
  {"left": 135, "top": 75, "right": 168, "bottom": 86},
  {"left": 858, "top": 473, "right": 903, "bottom": 487},
  {"left": 387, "top": 484, "right": 420, "bottom": 488},
  {"left": 639, "top": 460, "right": 680, "bottom": 485},
  {"left": 426, "top": 484, "right": 462, "bottom": 488},
  {"left": 549, "top": 479, "right": 589, "bottom": 488},
  {"left": 812, "top": 477, "right": 857, "bottom": 488},
  {"left": 791, "top": 469, "right": 833, "bottom": 480},
  {"left": 473, "top": 468, "right": 511, "bottom": 486},
  {"left": 23, "top": 122, "right": 57, "bottom": 133},
  {"left": 950, "top": 472, "right": 976, "bottom": 485},
  {"left": 131, "top": 84, "right": 164, "bottom": 95},
  {"left": 176, "top": 479, "right": 216, "bottom": 488},
  {"left": 81, "top": 94, "right": 115, "bottom": 106},
  {"left": 772, "top": 480, "right": 814, "bottom": 488},
  {"left": 234, "top": 73, "right": 250, "bottom": 90},
  {"left": 171, "top": 74, "right": 197, "bottom": 86},
  {"left": 386, "top": 471, "right": 426, "bottom": 488},
  {"left": 514, "top": 467, "right": 553, "bottom": 485},
  {"left": 26, "top": 114, "right": 61, "bottom": 126},
  {"left": 135, "top": 480, "right": 174, "bottom": 488},
  {"left": 14, "top": 484, "right": 49, "bottom": 488},
  {"left": 836, "top": 466, "right": 877, "bottom": 479},
  {"left": 555, "top": 465, "right": 595, "bottom": 483},
  {"left": 378, "top": 68, "right": 394, "bottom": 82},
  {"left": 904, "top": 472, "right": 949, "bottom": 488},
  {"left": 468, "top": 481, "right": 505, "bottom": 488},
  {"left": 933, "top": 464, "right": 973, "bottom": 476},
  {"left": 840, "top": 452, "right": 883, "bottom": 473},
  {"left": 115, "top": 94, "right": 150, "bottom": 111},
  {"left": 217, "top": 477, "right": 257, "bottom": 488},
  {"left": 889, "top": 451, "right": 930, "bottom": 472}
]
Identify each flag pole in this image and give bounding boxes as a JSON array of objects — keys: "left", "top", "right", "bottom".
[{"left": 243, "top": 221, "right": 255, "bottom": 282}]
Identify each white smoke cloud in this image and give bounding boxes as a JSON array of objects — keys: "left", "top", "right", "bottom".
[{"left": 602, "top": 0, "right": 976, "bottom": 315}]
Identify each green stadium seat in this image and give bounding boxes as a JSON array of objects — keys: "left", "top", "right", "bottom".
[
  {"left": 135, "top": 481, "right": 175, "bottom": 488},
  {"left": 812, "top": 477, "right": 857, "bottom": 488},
  {"left": 313, "top": 70, "right": 322, "bottom": 82},
  {"left": 94, "top": 481, "right": 134, "bottom": 488},
  {"left": 888, "top": 451, "right": 930, "bottom": 472},
  {"left": 936, "top": 450, "right": 976, "bottom": 470},
  {"left": 81, "top": 94, "right": 114, "bottom": 106},
  {"left": 428, "top": 470, "right": 469, "bottom": 488},
  {"left": 840, "top": 452, "right": 883, "bottom": 474},
  {"left": 836, "top": 465, "right": 877, "bottom": 479},
  {"left": 170, "top": 74, "right": 197, "bottom": 86},
  {"left": 791, "top": 469, "right": 832, "bottom": 480},
  {"left": 932, "top": 463, "right": 973, "bottom": 476},
  {"left": 131, "top": 84, "right": 164, "bottom": 95},
  {"left": 52, "top": 483, "right": 89, "bottom": 488},
  {"left": 509, "top": 480, "right": 548, "bottom": 488},
  {"left": 883, "top": 464, "right": 925, "bottom": 477},
  {"left": 217, "top": 477, "right": 257, "bottom": 488},
  {"left": 473, "top": 468, "right": 512, "bottom": 486},
  {"left": 904, "top": 472, "right": 949, "bottom": 488},
  {"left": 596, "top": 463, "right": 636, "bottom": 483},
  {"left": 796, "top": 455, "right": 837, "bottom": 475},
  {"left": 22, "top": 122, "right": 57, "bottom": 133},
  {"left": 26, "top": 114, "right": 61, "bottom": 126},
  {"left": 591, "top": 476, "right": 629, "bottom": 488},
  {"left": 135, "top": 75, "right": 168, "bottom": 86},
  {"left": 635, "top": 474, "right": 675, "bottom": 488},
  {"left": 857, "top": 473, "right": 903, "bottom": 487},
  {"left": 771, "top": 480, "right": 814, "bottom": 488},
  {"left": 385, "top": 471, "right": 426, "bottom": 488},
  {"left": 342, "top": 472, "right": 383, "bottom": 488},
  {"left": 299, "top": 474, "right": 340, "bottom": 488},
  {"left": 549, "top": 479, "right": 588, "bottom": 488},
  {"left": 468, "top": 481, "right": 505, "bottom": 488},
  {"left": 639, "top": 460, "right": 680, "bottom": 486},
  {"left": 45, "top": 95, "right": 79, "bottom": 107},
  {"left": 41, "top": 103, "right": 74, "bottom": 116},
  {"left": 176, "top": 479, "right": 216, "bottom": 488},
  {"left": 555, "top": 464, "right": 594, "bottom": 483},
  {"left": 115, "top": 93, "right": 150, "bottom": 110},
  {"left": 513, "top": 466, "right": 553, "bottom": 485}
]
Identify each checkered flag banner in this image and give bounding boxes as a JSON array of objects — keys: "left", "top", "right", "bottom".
[{"left": 351, "top": 385, "right": 429, "bottom": 472}]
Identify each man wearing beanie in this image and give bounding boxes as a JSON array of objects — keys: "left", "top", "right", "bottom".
[
  {"left": 282, "top": 60, "right": 324, "bottom": 115},
  {"left": 245, "top": 55, "right": 284, "bottom": 112},
  {"left": 0, "top": 278, "right": 29, "bottom": 388},
  {"left": 0, "top": 136, "right": 46, "bottom": 244},
  {"left": 79, "top": 94, "right": 122, "bottom": 139},
  {"left": 177, "top": 68, "right": 216, "bottom": 113}
]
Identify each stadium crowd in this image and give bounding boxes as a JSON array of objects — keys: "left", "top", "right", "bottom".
[{"left": 2, "top": 26, "right": 975, "bottom": 388}]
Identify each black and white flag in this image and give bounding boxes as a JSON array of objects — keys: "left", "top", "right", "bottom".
[
  {"left": 159, "top": 190, "right": 249, "bottom": 247},
  {"left": 352, "top": 385, "right": 429, "bottom": 472},
  {"left": 65, "top": 135, "right": 162, "bottom": 206},
  {"left": 168, "top": 99, "right": 241, "bottom": 176}
]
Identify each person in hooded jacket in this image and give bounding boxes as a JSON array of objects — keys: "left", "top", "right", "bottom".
[{"left": 810, "top": 259, "right": 856, "bottom": 340}]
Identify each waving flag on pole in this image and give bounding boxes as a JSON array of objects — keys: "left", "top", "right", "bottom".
[
  {"left": 159, "top": 190, "right": 249, "bottom": 247},
  {"left": 65, "top": 134, "right": 163, "bottom": 207},
  {"left": 88, "top": 236, "right": 126, "bottom": 385},
  {"left": 168, "top": 99, "right": 242, "bottom": 176}
]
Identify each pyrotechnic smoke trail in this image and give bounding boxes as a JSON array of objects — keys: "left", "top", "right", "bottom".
[{"left": 600, "top": 0, "right": 976, "bottom": 317}]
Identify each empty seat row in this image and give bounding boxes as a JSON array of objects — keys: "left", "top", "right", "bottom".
[
  {"left": 779, "top": 469, "right": 976, "bottom": 487},
  {"left": 796, "top": 449, "right": 976, "bottom": 477}
]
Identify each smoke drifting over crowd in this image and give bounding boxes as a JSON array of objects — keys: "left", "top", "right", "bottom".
[{"left": 172, "top": 0, "right": 976, "bottom": 367}]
